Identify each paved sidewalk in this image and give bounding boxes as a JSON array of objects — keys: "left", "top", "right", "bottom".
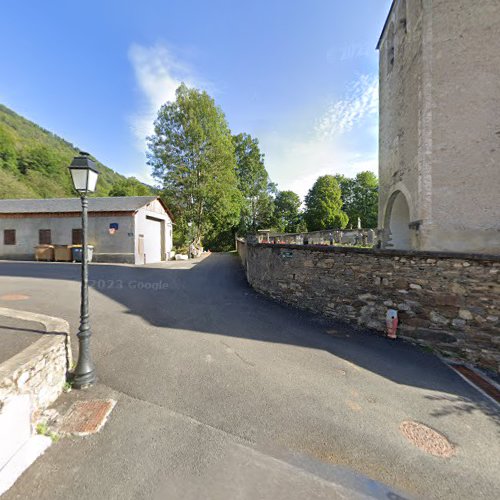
[{"left": 0, "top": 316, "right": 45, "bottom": 364}]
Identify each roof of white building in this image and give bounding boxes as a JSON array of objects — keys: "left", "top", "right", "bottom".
[{"left": 0, "top": 196, "right": 164, "bottom": 214}]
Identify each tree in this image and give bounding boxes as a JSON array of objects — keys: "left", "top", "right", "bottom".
[
  {"left": 147, "top": 84, "right": 242, "bottom": 246},
  {"left": 233, "top": 133, "right": 273, "bottom": 233},
  {"left": 0, "top": 103, "right": 126, "bottom": 199},
  {"left": 109, "top": 177, "right": 152, "bottom": 197},
  {"left": 272, "top": 190, "right": 302, "bottom": 233},
  {"left": 335, "top": 171, "right": 378, "bottom": 228},
  {"left": 0, "top": 123, "right": 18, "bottom": 173},
  {"left": 18, "top": 143, "right": 60, "bottom": 176},
  {"left": 304, "top": 175, "right": 348, "bottom": 231}
]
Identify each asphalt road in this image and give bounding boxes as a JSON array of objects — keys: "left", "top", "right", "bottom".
[{"left": 0, "top": 254, "right": 499, "bottom": 499}]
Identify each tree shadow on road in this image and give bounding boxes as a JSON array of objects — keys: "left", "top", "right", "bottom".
[
  {"left": 423, "top": 394, "right": 500, "bottom": 430},
  {"left": 0, "top": 253, "right": 498, "bottom": 429}
]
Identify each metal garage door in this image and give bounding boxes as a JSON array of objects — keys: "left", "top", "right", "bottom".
[{"left": 143, "top": 217, "right": 162, "bottom": 263}]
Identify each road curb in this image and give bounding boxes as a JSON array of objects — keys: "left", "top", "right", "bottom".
[
  {"left": 437, "top": 355, "right": 500, "bottom": 407},
  {"left": 0, "top": 307, "right": 70, "bottom": 335}
]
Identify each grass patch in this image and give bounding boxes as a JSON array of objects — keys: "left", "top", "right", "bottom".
[{"left": 36, "top": 422, "right": 60, "bottom": 443}]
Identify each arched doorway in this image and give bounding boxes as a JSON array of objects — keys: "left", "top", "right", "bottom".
[{"left": 385, "top": 191, "right": 411, "bottom": 249}]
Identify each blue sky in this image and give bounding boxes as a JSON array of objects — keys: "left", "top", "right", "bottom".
[{"left": 0, "top": 0, "right": 392, "bottom": 198}]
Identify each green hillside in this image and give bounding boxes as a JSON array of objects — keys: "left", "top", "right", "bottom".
[{"left": 0, "top": 103, "right": 138, "bottom": 199}]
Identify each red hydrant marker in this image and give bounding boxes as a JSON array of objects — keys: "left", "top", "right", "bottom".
[{"left": 386, "top": 309, "right": 398, "bottom": 339}]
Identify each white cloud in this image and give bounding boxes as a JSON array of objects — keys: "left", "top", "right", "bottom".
[
  {"left": 128, "top": 43, "right": 197, "bottom": 150},
  {"left": 128, "top": 167, "right": 157, "bottom": 187},
  {"left": 263, "top": 135, "right": 377, "bottom": 200},
  {"left": 261, "top": 74, "right": 379, "bottom": 200},
  {"left": 326, "top": 43, "right": 373, "bottom": 63},
  {"left": 315, "top": 74, "right": 378, "bottom": 140},
  {"left": 126, "top": 52, "right": 378, "bottom": 197}
]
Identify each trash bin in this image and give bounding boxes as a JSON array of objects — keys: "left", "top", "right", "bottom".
[
  {"left": 54, "top": 245, "right": 72, "bottom": 262},
  {"left": 35, "top": 245, "right": 54, "bottom": 261},
  {"left": 71, "top": 245, "right": 94, "bottom": 262}
]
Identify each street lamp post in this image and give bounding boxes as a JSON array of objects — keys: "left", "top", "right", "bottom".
[{"left": 69, "top": 152, "right": 100, "bottom": 389}]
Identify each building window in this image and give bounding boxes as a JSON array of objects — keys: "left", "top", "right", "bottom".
[
  {"left": 386, "top": 23, "right": 395, "bottom": 73},
  {"left": 39, "top": 229, "right": 52, "bottom": 245},
  {"left": 4, "top": 229, "right": 16, "bottom": 245},
  {"left": 72, "top": 228, "right": 83, "bottom": 245},
  {"left": 399, "top": 0, "right": 408, "bottom": 34}
]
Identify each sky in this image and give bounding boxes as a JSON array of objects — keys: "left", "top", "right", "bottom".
[{"left": 0, "top": 0, "right": 392, "bottom": 199}]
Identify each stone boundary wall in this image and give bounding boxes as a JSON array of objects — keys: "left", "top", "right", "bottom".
[
  {"left": 0, "top": 308, "right": 72, "bottom": 414},
  {"left": 252, "top": 229, "right": 376, "bottom": 246},
  {"left": 236, "top": 238, "right": 248, "bottom": 268},
  {"left": 237, "top": 241, "right": 500, "bottom": 373}
]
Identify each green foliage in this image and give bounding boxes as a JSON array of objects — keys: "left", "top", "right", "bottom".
[
  {"left": 335, "top": 171, "right": 378, "bottom": 228},
  {"left": 18, "top": 143, "right": 60, "bottom": 175},
  {"left": 147, "top": 84, "right": 243, "bottom": 247},
  {"left": 203, "top": 227, "right": 237, "bottom": 252},
  {"left": 272, "top": 190, "right": 302, "bottom": 233},
  {"left": 172, "top": 219, "right": 193, "bottom": 250},
  {"left": 109, "top": 177, "right": 152, "bottom": 196},
  {"left": 35, "top": 422, "right": 60, "bottom": 442},
  {"left": 0, "top": 123, "right": 18, "bottom": 173},
  {"left": 0, "top": 103, "right": 130, "bottom": 199},
  {"left": 0, "top": 168, "right": 37, "bottom": 198},
  {"left": 233, "top": 133, "right": 273, "bottom": 233},
  {"left": 295, "top": 216, "right": 308, "bottom": 233},
  {"left": 304, "top": 175, "right": 348, "bottom": 231}
]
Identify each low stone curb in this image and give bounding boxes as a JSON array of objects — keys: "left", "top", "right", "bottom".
[{"left": 0, "top": 307, "right": 72, "bottom": 414}]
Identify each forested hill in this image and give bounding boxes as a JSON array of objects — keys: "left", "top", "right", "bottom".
[{"left": 0, "top": 103, "right": 145, "bottom": 199}]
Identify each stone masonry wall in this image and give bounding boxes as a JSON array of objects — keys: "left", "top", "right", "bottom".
[
  {"left": 236, "top": 238, "right": 248, "bottom": 269},
  {"left": 0, "top": 309, "right": 71, "bottom": 414},
  {"left": 240, "top": 242, "right": 500, "bottom": 373}
]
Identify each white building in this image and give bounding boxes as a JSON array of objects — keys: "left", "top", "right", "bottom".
[{"left": 0, "top": 196, "right": 173, "bottom": 264}]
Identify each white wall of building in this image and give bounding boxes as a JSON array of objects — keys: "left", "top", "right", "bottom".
[
  {"left": 134, "top": 199, "right": 173, "bottom": 264},
  {"left": 0, "top": 215, "right": 135, "bottom": 262}
]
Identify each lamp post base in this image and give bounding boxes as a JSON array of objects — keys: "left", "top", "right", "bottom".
[{"left": 72, "top": 370, "right": 97, "bottom": 390}]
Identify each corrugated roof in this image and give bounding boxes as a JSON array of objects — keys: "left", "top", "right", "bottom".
[{"left": 0, "top": 196, "right": 159, "bottom": 214}]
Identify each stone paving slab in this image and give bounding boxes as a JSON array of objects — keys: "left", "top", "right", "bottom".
[{"left": 0, "top": 316, "right": 45, "bottom": 364}]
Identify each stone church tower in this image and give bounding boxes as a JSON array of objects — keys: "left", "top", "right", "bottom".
[{"left": 377, "top": 0, "right": 500, "bottom": 254}]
